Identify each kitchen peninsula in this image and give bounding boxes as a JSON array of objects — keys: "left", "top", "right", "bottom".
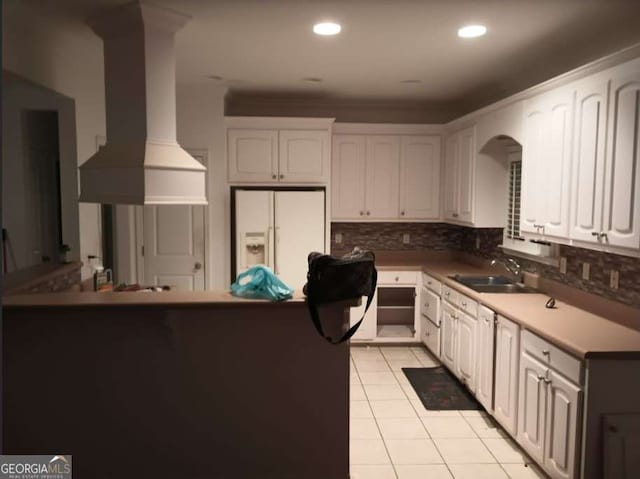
[{"left": 3, "top": 292, "right": 355, "bottom": 479}]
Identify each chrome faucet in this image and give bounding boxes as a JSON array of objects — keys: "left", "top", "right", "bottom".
[{"left": 491, "top": 257, "right": 521, "bottom": 278}]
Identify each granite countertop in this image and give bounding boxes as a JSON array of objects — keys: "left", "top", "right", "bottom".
[
  {"left": 2, "top": 290, "right": 312, "bottom": 309},
  {"left": 378, "top": 257, "right": 640, "bottom": 359}
]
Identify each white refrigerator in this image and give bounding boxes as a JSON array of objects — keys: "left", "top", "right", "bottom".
[{"left": 234, "top": 189, "right": 326, "bottom": 290}]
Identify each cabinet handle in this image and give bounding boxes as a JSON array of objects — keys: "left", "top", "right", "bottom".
[
  {"left": 359, "top": 211, "right": 364, "bottom": 216},
  {"left": 452, "top": 213, "right": 459, "bottom": 218},
  {"left": 461, "top": 301, "right": 467, "bottom": 307},
  {"left": 591, "top": 232, "right": 600, "bottom": 237},
  {"left": 366, "top": 211, "right": 371, "bottom": 216},
  {"left": 542, "top": 349, "right": 550, "bottom": 356},
  {"left": 279, "top": 174, "right": 284, "bottom": 179},
  {"left": 599, "top": 232, "right": 608, "bottom": 240},
  {"left": 395, "top": 276, "right": 399, "bottom": 282},
  {"left": 543, "top": 378, "right": 552, "bottom": 385},
  {"left": 272, "top": 174, "right": 277, "bottom": 180},
  {"left": 445, "top": 291, "right": 450, "bottom": 296},
  {"left": 426, "top": 332, "right": 430, "bottom": 337},
  {"left": 401, "top": 210, "right": 405, "bottom": 216}
]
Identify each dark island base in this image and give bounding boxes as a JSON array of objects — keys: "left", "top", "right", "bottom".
[{"left": 3, "top": 300, "right": 353, "bottom": 479}]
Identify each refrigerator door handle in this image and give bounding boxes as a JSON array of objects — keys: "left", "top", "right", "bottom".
[{"left": 274, "top": 226, "right": 280, "bottom": 274}]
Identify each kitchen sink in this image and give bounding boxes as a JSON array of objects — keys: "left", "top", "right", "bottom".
[{"left": 449, "top": 275, "right": 539, "bottom": 294}]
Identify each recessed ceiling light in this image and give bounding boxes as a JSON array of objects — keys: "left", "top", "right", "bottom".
[
  {"left": 313, "top": 22, "right": 341, "bottom": 36},
  {"left": 458, "top": 24, "right": 487, "bottom": 39}
]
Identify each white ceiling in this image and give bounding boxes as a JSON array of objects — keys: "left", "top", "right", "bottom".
[{"left": 15, "top": 0, "right": 640, "bottom": 112}]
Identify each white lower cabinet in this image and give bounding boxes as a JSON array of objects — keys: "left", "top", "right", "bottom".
[
  {"left": 349, "top": 293, "right": 377, "bottom": 340},
  {"left": 441, "top": 300, "right": 476, "bottom": 393},
  {"left": 455, "top": 311, "right": 477, "bottom": 393},
  {"left": 421, "top": 315, "right": 441, "bottom": 358},
  {"left": 494, "top": 315, "right": 520, "bottom": 436},
  {"left": 518, "top": 332, "right": 583, "bottom": 479},
  {"left": 518, "top": 352, "right": 548, "bottom": 464},
  {"left": 544, "top": 369, "right": 582, "bottom": 479},
  {"left": 441, "top": 302, "right": 457, "bottom": 371},
  {"left": 476, "top": 306, "right": 495, "bottom": 413}
]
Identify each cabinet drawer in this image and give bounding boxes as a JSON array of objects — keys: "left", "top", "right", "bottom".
[
  {"left": 457, "top": 292, "right": 478, "bottom": 317},
  {"left": 422, "top": 273, "right": 442, "bottom": 294},
  {"left": 420, "top": 287, "right": 440, "bottom": 324},
  {"left": 379, "top": 271, "right": 418, "bottom": 285},
  {"left": 522, "top": 329, "right": 583, "bottom": 384},
  {"left": 442, "top": 285, "right": 477, "bottom": 316},
  {"left": 442, "top": 284, "right": 458, "bottom": 305}
]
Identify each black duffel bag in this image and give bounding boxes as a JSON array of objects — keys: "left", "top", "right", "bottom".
[{"left": 303, "top": 247, "right": 377, "bottom": 344}]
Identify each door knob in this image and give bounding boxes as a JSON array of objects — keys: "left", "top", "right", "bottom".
[{"left": 194, "top": 262, "right": 202, "bottom": 270}]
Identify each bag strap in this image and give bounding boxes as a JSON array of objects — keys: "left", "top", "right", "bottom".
[{"left": 306, "top": 268, "right": 377, "bottom": 345}]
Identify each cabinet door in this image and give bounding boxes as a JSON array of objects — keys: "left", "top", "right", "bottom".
[
  {"left": 455, "top": 311, "right": 477, "bottom": 392},
  {"left": 518, "top": 352, "right": 548, "bottom": 464},
  {"left": 365, "top": 136, "right": 400, "bottom": 219},
  {"left": 443, "top": 135, "right": 459, "bottom": 220},
  {"left": 278, "top": 129, "right": 328, "bottom": 183},
  {"left": 543, "top": 90, "right": 574, "bottom": 238},
  {"left": 603, "top": 68, "right": 640, "bottom": 249},
  {"left": 332, "top": 135, "right": 366, "bottom": 219},
  {"left": 400, "top": 136, "right": 441, "bottom": 219},
  {"left": 350, "top": 292, "right": 378, "bottom": 340},
  {"left": 457, "top": 127, "right": 475, "bottom": 223},
  {"left": 521, "top": 100, "right": 545, "bottom": 234},
  {"left": 441, "top": 303, "right": 457, "bottom": 372},
  {"left": 422, "top": 316, "right": 441, "bottom": 358},
  {"left": 544, "top": 370, "right": 582, "bottom": 479},
  {"left": 571, "top": 80, "right": 609, "bottom": 243},
  {"left": 228, "top": 129, "right": 278, "bottom": 182},
  {"left": 476, "top": 306, "right": 495, "bottom": 413},
  {"left": 494, "top": 316, "right": 520, "bottom": 436}
]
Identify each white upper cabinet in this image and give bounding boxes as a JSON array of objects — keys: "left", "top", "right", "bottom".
[
  {"left": 444, "top": 126, "right": 475, "bottom": 224},
  {"left": 278, "top": 129, "right": 329, "bottom": 182},
  {"left": 603, "top": 64, "right": 640, "bottom": 249},
  {"left": 226, "top": 118, "right": 333, "bottom": 184},
  {"left": 228, "top": 129, "right": 278, "bottom": 182},
  {"left": 400, "top": 136, "right": 441, "bottom": 219},
  {"left": 443, "top": 135, "right": 459, "bottom": 220},
  {"left": 570, "top": 78, "right": 609, "bottom": 243},
  {"left": 331, "top": 128, "right": 442, "bottom": 221},
  {"left": 365, "top": 136, "right": 401, "bottom": 219},
  {"left": 521, "top": 88, "right": 574, "bottom": 238},
  {"left": 332, "top": 135, "right": 366, "bottom": 219}
]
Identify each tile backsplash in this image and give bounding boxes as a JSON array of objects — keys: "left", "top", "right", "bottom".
[{"left": 331, "top": 222, "right": 640, "bottom": 308}]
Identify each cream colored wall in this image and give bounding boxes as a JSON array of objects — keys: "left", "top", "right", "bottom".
[
  {"left": 3, "top": 2, "right": 106, "bottom": 279},
  {"left": 176, "top": 84, "right": 230, "bottom": 289}
]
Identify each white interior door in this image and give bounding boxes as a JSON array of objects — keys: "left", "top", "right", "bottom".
[
  {"left": 274, "top": 190, "right": 325, "bottom": 290},
  {"left": 142, "top": 204, "right": 205, "bottom": 291}
]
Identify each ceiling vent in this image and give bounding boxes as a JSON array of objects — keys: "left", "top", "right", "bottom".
[{"left": 79, "top": 1, "right": 206, "bottom": 205}]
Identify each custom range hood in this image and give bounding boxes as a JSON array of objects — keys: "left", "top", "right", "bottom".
[{"left": 79, "top": 1, "right": 206, "bottom": 205}]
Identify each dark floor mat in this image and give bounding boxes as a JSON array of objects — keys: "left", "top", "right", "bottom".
[{"left": 402, "top": 366, "right": 482, "bottom": 410}]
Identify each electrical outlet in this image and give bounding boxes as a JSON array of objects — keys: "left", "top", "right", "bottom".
[
  {"left": 559, "top": 257, "right": 567, "bottom": 275},
  {"left": 475, "top": 235, "right": 480, "bottom": 249},
  {"left": 335, "top": 233, "right": 343, "bottom": 244},
  {"left": 582, "top": 262, "right": 590, "bottom": 281},
  {"left": 610, "top": 270, "right": 619, "bottom": 290},
  {"left": 402, "top": 233, "right": 411, "bottom": 244}
]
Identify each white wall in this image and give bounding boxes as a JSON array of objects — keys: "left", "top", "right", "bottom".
[
  {"left": 176, "top": 84, "right": 229, "bottom": 289},
  {"left": 3, "top": 1, "right": 106, "bottom": 279}
]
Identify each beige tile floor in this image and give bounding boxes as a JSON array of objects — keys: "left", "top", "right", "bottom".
[{"left": 350, "top": 345, "right": 549, "bottom": 479}]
